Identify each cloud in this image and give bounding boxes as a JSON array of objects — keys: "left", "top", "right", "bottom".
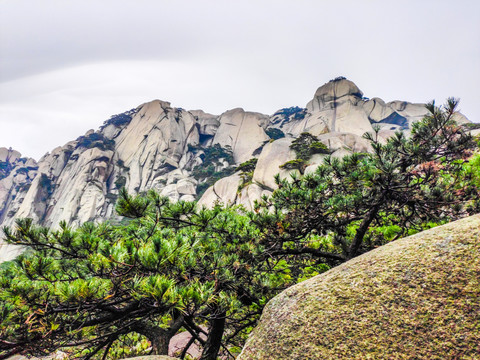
[{"left": 0, "top": 0, "right": 478, "bottom": 160}]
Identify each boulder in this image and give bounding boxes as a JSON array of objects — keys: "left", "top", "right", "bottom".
[
  {"left": 197, "top": 173, "right": 243, "bottom": 207},
  {"left": 121, "top": 357, "right": 178, "bottom": 360},
  {"left": 239, "top": 215, "right": 480, "bottom": 359},
  {"left": 252, "top": 138, "right": 296, "bottom": 190},
  {"left": 189, "top": 109, "right": 220, "bottom": 136},
  {"left": 282, "top": 79, "right": 374, "bottom": 138},
  {"left": 306, "top": 78, "right": 364, "bottom": 113},
  {"left": 362, "top": 97, "right": 394, "bottom": 122},
  {"left": 213, "top": 108, "right": 270, "bottom": 163}
]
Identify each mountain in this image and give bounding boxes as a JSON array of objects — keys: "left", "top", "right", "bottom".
[
  {"left": 0, "top": 78, "right": 471, "bottom": 261},
  {"left": 238, "top": 214, "right": 480, "bottom": 360}
]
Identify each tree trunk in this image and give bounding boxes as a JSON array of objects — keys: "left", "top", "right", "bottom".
[
  {"left": 150, "top": 333, "right": 169, "bottom": 355},
  {"left": 200, "top": 311, "right": 226, "bottom": 360},
  {"left": 131, "top": 322, "right": 169, "bottom": 355},
  {"left": 348, "top": 204, "right": 380, "bottom": 259}
]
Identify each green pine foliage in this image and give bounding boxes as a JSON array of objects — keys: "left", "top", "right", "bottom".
[
  {"left": 265, "top": 128, "right": 285, "bottom": 140},
  {"left": 76, "top": 132, "right": 115, "bottom": 152},
  {"left": 100, "top": 109, "right": 138, "bottom": 129},
  {"left": 0, "top": 99, "right": 479, "bottom": 360},
  {"left": 289, "top": 132, "right": 330, "bottom": 160},
  {"left": 272, "top": 107, "right": 307, "bottom": 121},
  {"left": 236, "top": 158, "right": 258, "bottom": 193},
  {"left": 280, "top": 132, "right": 330, "bottom": 174},
  {"left": 256, "top": 98, "right": 479, "bottom": 263},
  {"left": 190, "top": 144, "right": 236, "bottom": 199},
  {"left": 0, "top": 189, "right": 285, "bottom": 359}
]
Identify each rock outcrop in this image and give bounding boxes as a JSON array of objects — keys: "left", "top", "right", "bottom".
[
  {"left": 120, "top": 357, "right": 178, "bottom": 360},
  {"left": 9, "top": 356, "right": 179, "bottom": 360},
  {"left": 212, "top": 108, "right": 270, "bottom": 163},
  {"left": 0, "top": 78, "right": 473, "bottom": 262},
  {"left": 238, "top": 214, "right": 480, "bottom": 360}
]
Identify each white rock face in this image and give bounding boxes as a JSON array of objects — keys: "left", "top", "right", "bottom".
[
  {"left": 0, "top": 148, "right": 38, "bottom": 261},
  {"left": 252, "top": 138, "right": 296, "bottom": 191},
  {"left": 1, "top": 78, "right": 473, "bottom": 262},
  {"left": 279, "top": 79, "right": 373, "bottom": 138},
  {"left": 213, "top": 108, "right": 270, "bottom": 163},
  {"left": 198, "top": 173, "right": 243, "bottom": 207},
  {"left": 190, "top": 110, "right": 220, "bottom": 137},
  {"left": 114, "top": 100, "right": 200, "bottom": 194}
]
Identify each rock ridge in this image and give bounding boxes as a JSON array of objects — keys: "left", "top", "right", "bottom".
[{"left": 0, "top": 78, "right": 473, "bottom": 261}]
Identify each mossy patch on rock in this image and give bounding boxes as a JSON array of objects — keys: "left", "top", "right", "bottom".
[
  {"left": 120, "top": 356, "right": 179, "bottom": 360},
  {"left": 239, "top": 215, "right": 480, "bottom": 360}
]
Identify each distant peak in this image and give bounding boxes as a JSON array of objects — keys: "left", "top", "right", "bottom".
[{"left": 314, "top": 78, "right": 363, "bottom": 99}]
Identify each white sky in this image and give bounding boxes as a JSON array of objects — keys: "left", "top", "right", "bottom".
[{"left": 0, "top": 0, "right": 479, "bottom": 160}]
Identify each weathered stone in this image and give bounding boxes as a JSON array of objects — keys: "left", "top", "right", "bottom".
[
  {"left": 176, "top": 178, "right": 197, "bottom": 195},
  {"left": 1, "top": 78, "right": 473, "bottom": 262},
  {"left": 252, "top": 138, "right": 295, "bottom": 191},
  {"left": 197, "top": 173, "right": 243, "bottom": 207},
  {"left": 0, "top": 147, "right": 21, "bottom": 162},
  {"left": 189, "top": 109, "right": 220, "bottom": 136},
  {"left": 239, "top": 215, "right": 480, "bottom": 359},
  {"left": 306, "top": 78, "right": 364, "bottom": 113},
  {"left": 120, "top": 357, "right": 179, "bottom": 360},
  {"left": 213, "top": 108, "right": 270, "bottom": 163}
]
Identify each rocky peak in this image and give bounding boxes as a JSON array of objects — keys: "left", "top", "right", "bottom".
[
  {"left": 0, "top": 148, "right": 38, "bottom": 255},
  {"left": 306, "top": 77, "right": 364, "bottom": 113},
  {"left": 0, "top": 147, "right": 21, "bottom": 164},
  {"left": 0, "top": 79, "right": 473, "bottom": 262}
]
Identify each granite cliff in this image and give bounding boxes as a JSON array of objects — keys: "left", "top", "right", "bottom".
[{"left": 0, "top": 78, "right": 471, "bottom": 261}]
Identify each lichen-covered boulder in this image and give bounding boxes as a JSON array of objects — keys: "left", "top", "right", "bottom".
[
  {"left": 120, "top": 356, "right": 179, "bottom": 360},
  {"left": 239, "top": 215, "right": 480, "bottom": 360}
]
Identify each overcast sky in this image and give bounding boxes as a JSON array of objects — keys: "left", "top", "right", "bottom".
[{"left": 1, "top": 0, "right": 479, "bottom": 160}]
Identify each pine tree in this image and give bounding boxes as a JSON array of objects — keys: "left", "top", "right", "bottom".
[
  {"left": 254, "top": 98, "right": 479, "bottom": 266},
  {"left": 0, "top": 191, "right": 283, "bottom": 359},
  {"left": 0, "top": 99, "right": 478, "bottom": 360}
]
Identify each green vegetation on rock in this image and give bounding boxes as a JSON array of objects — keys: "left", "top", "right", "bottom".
[
  {"left": 272, "top": 107, "right": 306, "bottom": 121},
  {"left": 264, "top": 128, "right": 285, "bottom": 140},
  {"left": 76, "top": 132, "right": 115, "bottom": 152},
  {"left": 235, "top": 158, "right": 258, "bottom": 193},
  {"left": 462, "top": 122, "right": 480, "bottom": 130},
  {"left": 101, "top": 109, "right": 138, "bottom": 129},
  {"left": 190, "top": 144, "right": 236, "bottom": 199},
  {"left": 280, "top": 132, "right": 330, "bottom": 173}
]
